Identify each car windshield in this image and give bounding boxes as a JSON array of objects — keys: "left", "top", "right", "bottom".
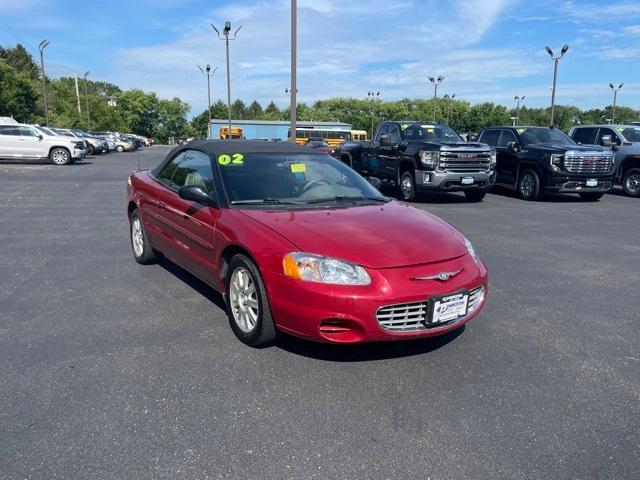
[
  {"left": 35, "top": 126, "right": 55, "bottom": 136},
  {"left": 403, "top": 123, "right": 463, "bottom": 143},
  {"left": 308, "top": 141, "right": 330, "bottom": 148},
  {"left": 620, "top": 127, "right": 640, "bottom": 142},
  {"left": 518, "top": 127, "right": 576, "bottom": 146},
  {"left": 217, "top": 153, "right": 386, "bottom": 208}
]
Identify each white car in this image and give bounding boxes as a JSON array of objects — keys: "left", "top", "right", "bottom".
[{"left": 0, "top": 124, "right": 85, "bottom": 165}]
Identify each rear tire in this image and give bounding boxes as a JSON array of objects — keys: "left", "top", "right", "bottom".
[
  {"left": 87, "top": 144, "right": 94, "bottom": 155},
  {"left": 622, "top": 168, "right": 640, "bottom": 197},
  {"left": 225, "top": 254, "right": 277, "bottom": 347},
  {"left": 116, "top": 145, "right": 124, "bottom": 153},
  {"left": 49, "top": 147, "right": 71, "bottom": 166},
  {"left": 399, "top": 170, "right": 416, "bottom": 201},
  {"left": 517, "top": 169, "right": 541, "bottom": 200},
  {"left": 464, "top": 190, "right": 486, "bottom": 202},
  {"left": 579, "top": 192, "right": 604, "bottom": 201},
  {"left": 129, "top": 210, "right": 156, "bottom": 265}
]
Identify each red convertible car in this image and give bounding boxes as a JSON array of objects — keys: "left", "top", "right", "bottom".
[{"left": 127, "top": 140, "right": 488, "bottom": 346}]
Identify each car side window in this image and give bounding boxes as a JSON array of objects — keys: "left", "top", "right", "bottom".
[
  {"left": 572, "top": 127, "right": 597, "bottom": 145},
  {"left": 156, "top": 152, "right": 185, "bottom": 188},
  {"left": 388, "top": 125, "right": 401, "bottom": 144},
  {"left": 171, "top": 150, "right": 215, "bottom": 193},
  {"left": 17, "top": 127, "right": 38, "bottom": 137},
  {"left": 0, "top": 127, "right": 20, "bottom": 136},
  {"left": 479, "top": 129, "right": 500, "bottom": 147},
  {"left": 374, "top": 124, "right": 389, "bottom": 143},
  {"left": 497, "top": 130, "right": 517, "bottom": 148},
  {"left": 597, "top": 128, "right": 621, "bottom": 146}
]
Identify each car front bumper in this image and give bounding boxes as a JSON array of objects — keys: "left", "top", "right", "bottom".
[
  {"left": 543, "top": 173, "right": 614, "bottom": 193},
  {"left": 263, "top": 255, "right": 488, "bottom": 343},
  {"left": 415, "top": 169, "right": 496, "bottom": 192}
]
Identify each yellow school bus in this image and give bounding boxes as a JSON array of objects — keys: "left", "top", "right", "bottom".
[
  {"left": 351, "top": 130, "right": 368, "bottom": 141},
  {"left": 219, "top": 126, "right": 244, "bottom": 139},
  {"left": 288, "top": 127, "right": 351, "bottom": 148}
]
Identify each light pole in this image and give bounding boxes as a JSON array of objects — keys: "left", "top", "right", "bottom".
[
  {"left": 443, "top": 93, "right": 455, "bottom": 124},
  {"left": 198, "top": 64, "right": 218, "bottom": 138},
  {"left": 609, "top": 83, "right": 623, "bottom": 123},
  {"left": 83, "top": 71, "right": 91, "bottom": 131},
  {"left": 545, "top": 44, "right": 569, "bottom": 127},
  {"left": 514, "top": 95, "right": 525, "bottom": 126},
  {"left": 367, "top": 91, "right": 380, "bottom": 140},
  {"left": 428, "top": 75, "right": 445, "bottom": 122},
  {"left": 211, "top": 21, "right": 242, "bottom": 140},
  {"left": 289, "top": 0, "right": 297, "bottom": 142},
  {"left": 38, "top": 40, "right": 50, "bottom": 126}
]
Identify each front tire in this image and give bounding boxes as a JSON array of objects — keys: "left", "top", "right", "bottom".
[
  {"left": 49, "top": 147, "right": 71, "bottom": 166},
  {"left": 399, "top": 170, "right": 416, "bottom": 201},
  {"left": 579, "top": 192, "right": 604, "bottom": 201},
  {"left": 517, "top": 169, "right": 541, "bottom": 200},
  {"left": 130, "top": 210, "right": 156, "bottom": 265},
  {"left": 464, "top": 190, "right": 486, "bottom": 202},
  {"left": 87, "top": 144, "right": 94, "bottom": 155},
  {"left": 225, "top": 254, "right": 277, "bottom": 347},
  {"left": 116, "top": 145, "right": 124, "bottom": 153},
  {"left": 622, "top": 168, "right": 640, "bottom": 197}
]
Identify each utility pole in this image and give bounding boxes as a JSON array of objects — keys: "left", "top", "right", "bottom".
[
  {"left": 74, "top": 73, "right": 82, "bottom": 114},
  {"left": 290, "top": 0, "right": 297, "bottom": 143},
  {"left": 83, "top": 71, "right": 91, "bottom": 131},
  {"left": 211, "top": 21, "right": 242, "bottom": 140},
  {"left": 198, "top": 65, "right": 218, "bottom": 138},
  {"left": 367, "top": 91, "right": 380, "bottom": 139},
  {"left": 428, "top": 75, "right": 445, "bottom": 122},
  {"left": 443, "top": 93, "right": 455, "bottom": 124},
  {"left": 514, "top": 95, "right": 525, "bottom": 126},
  {"left": 38, "top": 40, "right": 50, "bottom": 126},
  {"left": 545, "top": 44, "right": 569, "bottom": 127},
  {"left": 609, "top": 83, "right": 623, "bottom": 123}
]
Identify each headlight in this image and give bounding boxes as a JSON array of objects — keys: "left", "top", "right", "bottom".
[
  {"left": 490, "top": 150, "right": 497, "bottom": 167},
  {"left": 419, "top": 150, "right": 439, "bottom": 169},
  {"left": 549, "top": 154, "right": 563, "bottom": 171},
  {"left": 283, "top": 252, "right": 371, "bottom": 285},
  {"left": 464, "top": 237, "right": 479, "bottom": 263}
]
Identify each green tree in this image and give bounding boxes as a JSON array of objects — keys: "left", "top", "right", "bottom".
[
  {"left": 230, "top": 99, "right": 246, "bottom": 119},
  {"left": 0, "top": 60, "right": 40, "bottom": 123},
  {"left": 246, "top": 100, "right": 263, "bottom": 119},
  {"left": 0, "top": 44, "right": 39, "bottom": 79}
]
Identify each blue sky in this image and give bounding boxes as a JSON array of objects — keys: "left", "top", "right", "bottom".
[{"left": 1, "top": 0, "right": 638, "bottom": 117}]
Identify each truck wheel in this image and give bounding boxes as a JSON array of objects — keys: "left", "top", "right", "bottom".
[
  {"left": 517, "top": 170, "right": 541, "bottom": 200},
  {"left": 579, "top": 192, "right": 604, "bottom": 201},
  {"left": 464, "top": 190, "right": 486, "bottom": 202},
  {"left": 226, "top": 254, "right": 277, "bottom": 347},
  {"left": 622, "top": 168, "right": 640, "bottom": 197},
  {"left": 49, "top": 147, "right": 71, "bottom": 166},
  {"left": 399, "top": 171, "right": 416, "bottom": 201}
]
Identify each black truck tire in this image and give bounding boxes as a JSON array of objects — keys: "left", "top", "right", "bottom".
[
  {"left": 517, "top": 169, "right": 541, "bottom": 201},
  {"left": 622, "top": 168, "right": 640, "bottom": 197},
  {"left": 399, "top": 171, "right": 416, "bottom": 202}
]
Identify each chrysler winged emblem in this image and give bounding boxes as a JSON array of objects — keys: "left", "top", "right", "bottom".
[{"left": 411, "top": 269, "right": 461, "bottom": 281}]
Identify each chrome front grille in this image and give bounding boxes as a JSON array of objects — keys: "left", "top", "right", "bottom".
[
  {"left": 376, "top": 286, "right": 485, "bottom": 332},
  {"left": 438, "top": 152, "right": 492, "bottom": 173},
  {"left": 564, "top": 152, "right": 613, "bottom": 174}
]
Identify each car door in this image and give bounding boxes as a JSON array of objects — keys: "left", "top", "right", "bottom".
[
  {"left": 478, "top": 129, "right": 503, "bottom": 180},
  {"left": 364, "top": 124, "right": 388, "bottom": 175},
  {"left": 496, "top": 129, "right": 519, "bottom": 185},
  {"left": 595, "top": 127, "right": 622, "bottom": 149},
  {"left": 0, "top": 126, "right": 25, "bottom": 158},
  {"left": 155, "top": 149, "right": 220, "bottom": 284},
  {"left": 571, "top": 127, "right": 598, "bottom": 146},
  {"left": 17, "top": 126, "right": 45, "bottom": 157},
  {"left": 377, "top": 124, "right": 401, "bottom": 180}
]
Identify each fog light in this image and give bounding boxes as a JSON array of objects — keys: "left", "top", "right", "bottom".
[{"left": 423, "top": 172, "right": 431, "bottom": 183}]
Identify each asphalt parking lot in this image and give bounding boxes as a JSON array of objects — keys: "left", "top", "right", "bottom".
[{"left": 1, "top": 146, "right": 638, "bottom": 479}]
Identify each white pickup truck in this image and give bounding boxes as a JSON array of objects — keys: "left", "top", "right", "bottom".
[{"left": 0, "top": 124, "right": 86, "bottom": 165}]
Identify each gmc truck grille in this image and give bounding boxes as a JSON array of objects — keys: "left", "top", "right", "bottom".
[
  {"left": 438, "top": 152, "right": 492, "bottom": 173},
  {"left": 564, "top": 152, "right": 613, "bottom": 174},
  {"left": 376, "top": 286, "right": 485, "bottom": 332}
]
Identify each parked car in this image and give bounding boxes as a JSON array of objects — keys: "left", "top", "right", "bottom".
[
  {"left": 70, "top": 129, "right": 109, "bottom": 154},
  {"left": 477, "top": 126, "right": 615, "bottom": 201},
  {"left": 306, "top": 140, "right": 334, "bottom": 155},
  {"left": 568, "top": 124, "right": 640, "bottom": 197},
  {"left": 334, "top": 121, "right": 496, "bottom": 202},
  {"left": 126, "top": 140, "right": 488, "bottom": 346},
  {"left": 50, "top": 128, "right": 91, "bottom": 155},
  {"left": 0, "top": 124, "right": 85, "bottom": 165}
]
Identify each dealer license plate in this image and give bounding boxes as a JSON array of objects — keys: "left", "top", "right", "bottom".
[
  {"left": 461, "top": 176, "right": 474, "bottom": 185},
  {"left": 429, "top": 292, "right": 469, "bottom": 324},
  {"left": 586, "top": 179, "right": 598, "bottom": 187}
]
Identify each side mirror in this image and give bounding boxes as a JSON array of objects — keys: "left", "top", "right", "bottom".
[
  {"left": 37, "top": 134, "right": 44, "bottom": 140},
  {"left": 379, "top": 134, "right": 394, "bottom": 147},
  {"left": 178, "top": 185, "right": 216, "bottom": 207},
  {"left": 601, "top": 135, "right": 618, "bottom": 149},
  {"left": 507, "top": 141, "right": 519, "bottom": 152},
  {"left": 367, "top": 177, "right": 382, "bottom": 190}
]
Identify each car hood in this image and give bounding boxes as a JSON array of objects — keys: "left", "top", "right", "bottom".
[
  {"left": 239, "top": 201, "right": 468, "bottom": 269},
  {"left": 43, "top": 135, "right": 76, "bottom": 143},
  {"left": 526, "top": 143, "right": 610, "bottom": 154},
  {"left": 409, "top": 141, "right": 490, "bottom": 151}
]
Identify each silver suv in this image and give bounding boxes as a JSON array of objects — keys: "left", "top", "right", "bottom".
[
  {"left": 0, "top": 124, "right": 85, "bottom": 165},
  {"left": 568, "top": 124, "right": 640, "bottom": 197}
]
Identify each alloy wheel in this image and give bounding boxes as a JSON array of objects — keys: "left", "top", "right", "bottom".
[
  {"left": 51, "top": 149, "right": 69, "bottom": 165},
  {"left": 401, "top": 173, "right": 414, "bottom": 200},
  {"left": 229, "top": 267, "right": 259, "bottom": 333},
  {"left": 131, "top": 217, "right": 144, "bottom": 257},
  {"left": 626, "top": 173, "right": 640, "bottom": 195},
  {"left": 520, "top": 172, "right": 535, "bottom": 198}
]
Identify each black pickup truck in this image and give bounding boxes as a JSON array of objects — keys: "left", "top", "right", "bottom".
[
  {"left": 334, "top": 121, "right": 496, "bottom": 201},
  {"left": 477, "top": 126, "right": 615, "bottom": 201}
]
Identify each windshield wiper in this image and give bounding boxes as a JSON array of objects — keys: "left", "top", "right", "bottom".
[
  {"left": 230, "top": 198, "right": 306, "bottom": 205},
  {"left": 304, "top": 195, "right": 391, "bottom": 204}
]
